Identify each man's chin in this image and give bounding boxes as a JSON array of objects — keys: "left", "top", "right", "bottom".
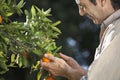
[
  {"left": 93, "top": 20, "right": 101, "bottom": 24},
  {"left": 93, "top": 20, "right": 98, "bottom": 24}
]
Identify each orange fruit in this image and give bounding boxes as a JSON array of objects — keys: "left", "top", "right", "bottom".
[
  {"left": 42, "top": 53, "right": 54, "bottom": 62},
  {"left": 0, "top": 15, "right": 2, "bottom": 24},
  {"left": 46, "top": 76, "right": 55, "bottom": 80},
  {"left": 42, "top": 53, "right": 55, "bottom": 80}
]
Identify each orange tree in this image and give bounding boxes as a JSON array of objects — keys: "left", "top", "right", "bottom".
[{"left": 0, "top": 0, "right": 61, "bottom": 80}]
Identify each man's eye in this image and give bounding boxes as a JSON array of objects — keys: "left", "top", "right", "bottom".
[
  {"left": 80, "top": 5, "right": 86, "bottom": 10},
  {"left": 80, "top": 5, "right": 83, "bottom": 9}
]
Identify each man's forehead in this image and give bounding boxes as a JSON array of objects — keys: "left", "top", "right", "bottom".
[
  {"left": 75, "top": 0, "right": 86, "bottom": 4},
  {"left": 75, "top": 0, "right": 79, "bottom": 3}
]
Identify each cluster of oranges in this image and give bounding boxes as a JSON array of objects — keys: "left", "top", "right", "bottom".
[
  {"left": 0, "top": 15, "right": 2, "bottom": 24},
  {"left": 42, "top": 53, "right": 55, "bottom": 80}
]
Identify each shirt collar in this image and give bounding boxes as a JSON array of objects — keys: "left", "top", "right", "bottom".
[
  {"left": 103, "top": 9, "right": 120, "bottom": 27},
  {"left": 100, "top": 9, "right": 120, "bottom": 40}
]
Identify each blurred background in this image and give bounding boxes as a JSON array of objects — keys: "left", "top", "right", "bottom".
[{"left": 2, "top": 0, "right": 100, "bottom": 80}]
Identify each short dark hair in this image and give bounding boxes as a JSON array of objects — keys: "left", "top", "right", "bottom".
[
  {"left": 89, "top": 0, "right": 120, "bottom": 10},
  {"left": 89, "top": 0, "right": 96, "bottom": 5},
  {"left": 111, "top": 0, "right": 120, "bottom": 10}
]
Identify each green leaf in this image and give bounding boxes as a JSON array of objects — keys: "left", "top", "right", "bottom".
[
  {"left": 3, "top": 37, "right": 10, "bottom": 43},
  {"left": 44, "top": 42, "right": 56, "bottom": 51},
  {"left": 42, "top": 17, "right": 52, "bottom": 22},
  {"left": 6, "top": 12, "right": 13, "bottom": 17},
  {"left": 24, "top": 10, "right": 31, "bottom": 19},
  {"left": 11, "top": 54, "right": 15, "bottom": 63},
  {"left": 53, "top": 46, "right": 62, "bottom": 54},
  {"left": 18, "top": 56, "right": 23, "bottom": 68},
  {"left": 7, "top": 0, "right": 11, "bottom": 5},
  {"left": 33, "top": 61, "right": 40, "bottom": 70},
  {"left": 52, "top": 21, "right": 61, "bottom": 26},
  {"left": 0, "top": 70, "right": 7, "bottom": 75},
  {"left": 0, "top": 62, "right": 7, "bottom": 70},
  {"left": 44, "top": 8, "right": 51, "bottom": 14},
  {"left": 33, "top": 49, "right": 42, "bottom": 56},
  {"left": 44, "top": 8, "right": 52, "bottom": 16},
  {"left": 0, "top": 61, "right": 8, "bottom": 74},
  {"left": 35, "top": 6, "right": 41, "bottom": 13},
  {"left": 0, "top": 57, "right": 7, "bottom": 62},
  {"left": 37, "top": 70, "right": 42, "bottom": 80},
  {"left": 1, "top": 0, "right": 5, "bottom": 4},
  {"left": 0, "top": 25, "right": 4, "bottom": 28},
  {"left": 22, "top": 57, "right": 30, "bottom": 68},
  {"left": 30, "top": 26, "right": 35, "bottom": 33},
  {"left": 0, "top": 51, "right": 4, "bottom": 57},
  {"left": 51, "top": 25, "right": 61, "bottom": 33},
  {"left": 31, "top": 6, "right": 36, "bottom": 17},
  {"left": 17, "top": 0, "right": 25, "bottom": 8}
]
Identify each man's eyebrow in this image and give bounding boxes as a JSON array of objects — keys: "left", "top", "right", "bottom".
[
  {"left": 76, "top": 1, "right": 84, "bottom": 5},
  {"left": 80, "top": 2, "right": 86, "bottom": 5}
]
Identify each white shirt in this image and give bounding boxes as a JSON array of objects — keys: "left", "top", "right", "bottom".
[{"left": 80, "top": 9, "right": 120, "bottom": 80}]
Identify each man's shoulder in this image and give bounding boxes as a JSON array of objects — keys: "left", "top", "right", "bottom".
[{"left": 113, "top": 17, "right": 120, "bottom": 35}]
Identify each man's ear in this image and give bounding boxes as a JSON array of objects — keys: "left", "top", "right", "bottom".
[{"left": 101, "top": 0, "right": 106, "bottom": 7}]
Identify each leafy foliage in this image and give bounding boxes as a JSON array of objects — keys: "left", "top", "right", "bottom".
[{"left": 0, "top": 0, "right": 61, "bottom": 80}]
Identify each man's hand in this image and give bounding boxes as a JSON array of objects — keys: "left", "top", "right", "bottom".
[{"left": 41, "top": 53, "right": 87, "bottom": 80}]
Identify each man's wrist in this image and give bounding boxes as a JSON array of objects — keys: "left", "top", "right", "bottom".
[
  {"left": 63, "top": 64, "right": 87, "bottom": 80},
  {"left": 66, "top": 69, "right": 86, "bottom": 80},
  {"left": 69, "top": 69, "right": 87, "bottom": 80},
  {"left": 80, "top": 75, "right": 88, "bottom": 80}
]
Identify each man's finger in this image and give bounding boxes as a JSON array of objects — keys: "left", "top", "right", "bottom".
[
  {"left": 59, "top": 53, "right": 71, "bottom": 61},
  {"left": 44, "top": 54, "right": 56, "bottom": 61}
]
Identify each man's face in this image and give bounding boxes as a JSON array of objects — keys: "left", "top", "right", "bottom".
[{"left": 76, "top": 0, "right": 106, "bottom": 24}]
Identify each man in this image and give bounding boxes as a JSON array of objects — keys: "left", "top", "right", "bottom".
[{"left": 41, "top": 0, "right": 120, "bottom": 80}]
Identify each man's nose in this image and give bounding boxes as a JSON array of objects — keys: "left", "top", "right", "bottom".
[
  {"left": 79, "top": 6, "right": 86, "bottom": 16},
  {"left": 79, "top": 9, "right": 85, "bottom": 16}
]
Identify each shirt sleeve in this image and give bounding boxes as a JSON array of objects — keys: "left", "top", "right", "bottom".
[{"left": 80, "top": 75, "right": 88, "bottom": 80}]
